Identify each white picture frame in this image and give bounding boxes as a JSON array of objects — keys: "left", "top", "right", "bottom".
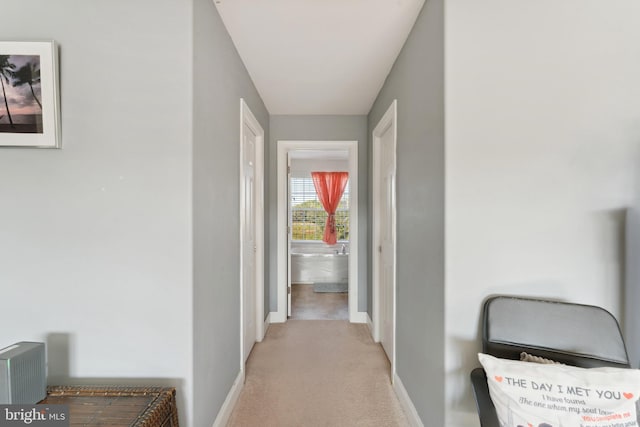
[{"left": 0, "top": 41, "right": 60, "bottom": 148}]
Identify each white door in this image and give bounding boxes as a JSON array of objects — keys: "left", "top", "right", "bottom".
[
  {"left": 379, "top": 123, "right": 396, "bottom": 365},
  {"left": 286, "top": 154, "right": 292, "bottom": 317},
  {"left": 242, "top": 122, "right": 257, "bottom": 363},
  {"left": 373, "top": 100, "right": 397, "bottom": 378}
]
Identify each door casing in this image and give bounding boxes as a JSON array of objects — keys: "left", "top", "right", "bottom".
[
  {"left": 239, "top": 99, "right": 265, "bottom": 369},
  {"left": 275, "top": 140, "right": 361, "bottom": 323},
  {"left": 372, "top": 100, "right": 398, "bottom": 381}
]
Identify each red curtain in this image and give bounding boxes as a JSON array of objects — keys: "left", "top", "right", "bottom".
[{"left": 311, "top": 171, "right": 349, "bottom": 245}]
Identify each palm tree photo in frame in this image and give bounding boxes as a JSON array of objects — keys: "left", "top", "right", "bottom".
[{"left": 0, "top": 41, "right": 60, "bottom": 148}]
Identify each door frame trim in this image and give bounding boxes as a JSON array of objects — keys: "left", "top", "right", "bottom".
[
  {"left": 274, "top": 140, "right": 359, "bottom": 323},
  {"left": 372, "top": 99, "right": 397, "bottom": 380},
  {"left": 239, "top": 99, "right": 265, "bottom": 369}
]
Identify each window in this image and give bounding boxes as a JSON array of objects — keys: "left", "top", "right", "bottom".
[{"left": 290, "top": 177, "right": 349, "bottom": 241}]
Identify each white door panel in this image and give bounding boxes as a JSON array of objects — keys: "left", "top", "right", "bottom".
[
  {"left": 373, "top": 100, "right": 397, "bottom": 381},
  {"left": 243, "top": 122, "right": 257, "bottom": 363},
  {"left": 287, "top": 154, "right": 292, "bottom": 317},
  {"left": 379, "top": 124, "right": 396, "bottom": 364}
]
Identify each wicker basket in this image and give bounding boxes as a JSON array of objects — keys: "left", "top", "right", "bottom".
[{"left": 43, "top": 385, "right": 179, "bottom": 427}]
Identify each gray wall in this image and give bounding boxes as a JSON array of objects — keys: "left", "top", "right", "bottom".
[
  {"left": 268, "top": 115, "right": 368, "bottom": 312},
  {"left": 367, "top": 0, "right": 445, "bottom": 424},
  {"left": 193, "top": 0, "right": 270, "bottom": 426},
  {"left": 626, "top": 208, "right": 640, "bottom": 369},
  {"left": 445, "top": 1, "right": 640, "bottom": 424},
  {"left": 0, "top": 0, "right": 193, "bottom": 425}
]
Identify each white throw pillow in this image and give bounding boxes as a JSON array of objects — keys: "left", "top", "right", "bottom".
[{"left": 478, "top": 353, "right": 640, "bottom": 427}]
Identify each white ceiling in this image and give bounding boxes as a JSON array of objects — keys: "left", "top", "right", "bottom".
[{"left": 214, "top": 0, "right": 425, "bottom": 115}]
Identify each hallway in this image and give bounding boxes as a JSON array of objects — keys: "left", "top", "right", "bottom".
[{"left": 227, "top": 321, "right": 408, "bottom": 426}]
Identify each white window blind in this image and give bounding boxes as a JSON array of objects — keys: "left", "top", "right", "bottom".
[{"left": 290, "top": 177, "right": 349, "bottom": 241}]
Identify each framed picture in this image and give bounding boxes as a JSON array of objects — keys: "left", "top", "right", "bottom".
[{"left": 0, "top": 41, "right": 60, "bottom": 148}]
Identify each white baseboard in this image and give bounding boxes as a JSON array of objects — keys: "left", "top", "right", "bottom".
[
  {"left": 257, "top": 313, "right": 269, "bottom": 342},
  {"left": 350, "top": 311, "right": 368, "bottom": 324},
  {"left": 271, "top": 311, "right": 367, "bottom": 324},
  {"left": 393, "top": 373, "right": 424, "bottom": 427},
  {"left": 262, "top": 313, "right": 271, "bottom": 338},
  {"left": 270, "top": 310, "right": 286, "bottom": 323},
  {"left": 366, "top": 313, "right": 374, "bottom": 336},
  {"left": 212, "top": 370, "right": 245, "bottom": 427},
  {"left": 271, "top": 310, "right": 367, "bottom": 324}
]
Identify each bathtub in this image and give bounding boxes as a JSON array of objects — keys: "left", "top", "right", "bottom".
[{"left": 290, "top": 243, "right": 348, "bottom": 286}]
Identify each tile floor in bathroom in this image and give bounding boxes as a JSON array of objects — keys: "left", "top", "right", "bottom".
[{"left": 290, "top": 283, "right": 348, "bottom": 320}]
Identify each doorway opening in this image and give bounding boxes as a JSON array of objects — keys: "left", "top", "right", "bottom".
[
  {"left": 275, "top": 141, "right": 359, "bottom": 323},
  {"left": 289, "top": 153, "right": 350, "bottom": 319}
]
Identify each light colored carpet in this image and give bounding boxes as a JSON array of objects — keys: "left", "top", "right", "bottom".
[{"left": 227, "top": 320, "right": 409, "bottom": 427}]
